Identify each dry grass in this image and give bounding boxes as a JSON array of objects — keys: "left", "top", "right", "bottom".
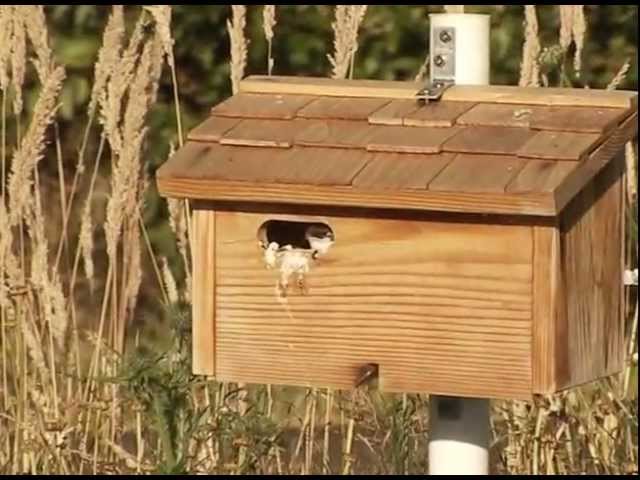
[
  {"left": 263, "top": 5, "right": 277, "bottom": 76},
  {"left": 328, "top": 5, "right": 367, "bottom": 80},
  {"left": 0, "top": 4, "right": 637, "bottom": 476},
  {"left": 519, "top": 5, "right": 541, "bottom": 87},
  {"left": 227, "top": 5, "right": 248, "bottom": 94}
]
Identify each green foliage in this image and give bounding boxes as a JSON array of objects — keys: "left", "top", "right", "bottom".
[{"left": 112, "top": 302, "right": 202, "bottom": 474}]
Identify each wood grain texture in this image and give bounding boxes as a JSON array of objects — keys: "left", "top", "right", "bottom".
[
  {"left": 429, "top": 154, "right": 527, "bottom": 193},
  {"left": 294, "top": 119, "right": 375, "bottom": 149},
  {"left": 368, "top": 99, "right": 421, "bottom": 125},
  {"left": 532, "top": 225, "right": 567, "bottom": 393},
  {"left": 156, "top": 176, "right": 557, "bottom": 217},
  {"left": 192, "top": 210, "right": 216, "bottom": 376},
  {"left": 210, "top": 93, "right": 315, "bottom": 119},
  {"left": 443, "top": 126, "right": 534, "bottom": 155},
  {"left": 240, "top": 76, "right": 638, "bottom": 108},
  {"left": 366, "top": 125, "right": 462, "bottom": 154},
  {"left": 213, "top": 211, "right": 534, "bottom": 399},
  {"left": 558, "top": 153, "right": 625, "bottom": 389},
  {"left": 274, "top": 147, "right": 371, "bottom": 186},
  {"left": 220, "top": 119, "right": 304, "bottom": 148},
  {"left": 506, "top": 160, "right": 578, "bottom": 194},
  {"left": 403, "top": 101, "right": 476, "bottom": 127},
  {"left": 554, "top": 112, "right": 638, "bottom": 212},
  {"left": 518, "top": 131, "right": 602, "bottom": 161},
  {"left": 297, "top": 96, "right": 392, "bottom": 120},
  {"left": 352, "top": 152, "right": 454, "bottom": 189},
  {"left": 188, "top": 116, "right": 241, "bottom": 142},
  {"left": 456, "top": 103, "right": 542, "bottom": 128},
  {"left": 530, "top": 106, "right": 630, "bottom": 134}
]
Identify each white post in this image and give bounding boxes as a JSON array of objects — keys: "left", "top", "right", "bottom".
[
  {"left": 427, "top": 12, "right": 492, "bottom": 476},
  {"left": 429, "top": 396, "right": 490, "bottom": 475}
]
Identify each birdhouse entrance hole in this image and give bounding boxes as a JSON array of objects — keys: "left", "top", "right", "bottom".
[
  {"left": 258, "top": 220, "right": 335, "bottom": 298},
  {"left": 257, "top": 220, "right": 335, "bottom": 255}
]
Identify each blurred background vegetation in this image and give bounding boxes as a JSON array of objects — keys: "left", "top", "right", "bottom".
[{"left": 33, "top": 4, "right": 637, "bottom": 339}]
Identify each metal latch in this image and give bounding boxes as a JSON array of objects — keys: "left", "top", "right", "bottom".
[{"left": 416, "top": 79, "right": 455, "bottom": 103}]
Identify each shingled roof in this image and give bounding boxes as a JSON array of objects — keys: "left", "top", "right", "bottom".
[{"left": 157, "top": 76, "right": 638, "bottom": 217}]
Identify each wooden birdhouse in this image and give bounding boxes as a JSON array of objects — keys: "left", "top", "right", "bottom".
[{"left": 156, "top": 76, "right": 638, "bottom": 401}]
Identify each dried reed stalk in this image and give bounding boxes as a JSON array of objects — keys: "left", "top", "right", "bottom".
[
  {"left": 328, "top": 5, "right": 367, "bottom": 80},
  {"left": 227, "top": 5, "right": 248, "bottom": 94},
  {"left": 22, "top": 6, "right": 52, "bottom": 83},
  {"left": 414, "top": 54, "right": 430, "bottom": 82},
  {"left": 168, "top": 196, "right": 191, "bottom": 299},
  {"left": 144, "top": 6, "right": 174, "bottom": 68},
  {"left": 607, "top": 59, "right": 630, "bottom": 91},
  {"left": 323, "top": 388, "right": 333, "bottom": 474},
  {"left": 520, "top": 5, "right": 541, "bottom": 87},
  {"left": 161, "top": 257, "right": 179, "bottom": 304},
  {"left": 89, "top": 6, "right": 125, "bottom": 118},
  {"left": 263, "top": 5, "right": 276, "bottom": 75},
  {"left": 10, "top": 7, "right": 26, "bottom": 116},
  {"left": 559, "top": 5, "right": 586, "bottom": 76},
  {"left": 0, "top": 6, "right": 13, "bottom": 91},
  {"left": 7, "top": 66, "right": 65, "bottom": 226}
]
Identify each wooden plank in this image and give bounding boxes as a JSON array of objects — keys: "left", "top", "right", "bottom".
[
  {"left": 403, "top": 101, "right": 476, "bottom": 127},
  {"left": 429, "top": 154, "right": 527, "bottom": 193},
  {"left": 518, "top": 131, "right": 602, "bottom": 161},
  {"left": 188, "top": 116, "right": 241, "bottom": 142},
  {"left": 456, "top": 103, "right": 543, "bottom": 128},
  {"left": 240, "top": 75, "right": 638, "bottom": 108},
  {"left": 164, "top": 143, "right": 368, "bottom": 187},
  {"left": 220, "top": 118, "right": 303, "bottom": 148},
  {"left": 367, "top": 125, "right": 462, "bottom": 154},
  {"left": 214, "top": 211, "right": 533, "bottom": 399},
  {"left": 240, "top": 75, "right": 424, "bottom": 100},
  {"left": 443, "top": 126, "right": 534, "bottom": 155},
  {"left": 559, "top": 155, "right": 625, "bottom": 388},
  {"left": 294, "top": 119, "right": 375, "bottom": 149},
  {"left": 554, "top": 112, "right": 638, "bottom": 212},
  {"left": 506, "top": 160, "right": 578, "bottom": 194},
  {"left": 210, "top": 93, "right": 315, "bottom": 119},
  {"left": 368, "top": 99, "right": 421, "bottom": 126},
  {"left": 352, "top": 152, "right": 454, "bottom": 190},
  {"left": 157, "top": 142, "right": 213, "bottom": 179},
  {"left": 156, "top": 176, "right": 558, "bottom": 217},
  {"left": 192, "top": 210, "right": 216, "bottom": 376},
  {"left": 276, "top": 147, "right": 371, "bottom": 186},
  {"left": 532, "top": 225, "right": 566, "bottom": 393},
  {"left": 297, "top": 96, "right": 392, "bottom": 120},
  {"left": 530, "top": 106, "right": 630, "bottom": 134},
  {"left": 446, "top": 85, "right": 638, "bottom": 109},
  {"left": 164, "top": 143, "right": 290, "bottom": 183}
]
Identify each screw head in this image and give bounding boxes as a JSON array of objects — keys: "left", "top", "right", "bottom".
[
  {"left": 434, "top": 55, "right": 447, "bottom": 68},
  {"left": 439, "top": 30, "right": 453, "bottom": 43}
]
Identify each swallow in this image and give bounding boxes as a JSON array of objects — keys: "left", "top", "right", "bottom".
[{"left": 304, "top": 224, "right": 335, "bottom": 259}]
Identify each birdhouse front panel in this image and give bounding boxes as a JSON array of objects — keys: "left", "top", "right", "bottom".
[{"left": 157, "top": 76, "right": 638, "bottom": 401}]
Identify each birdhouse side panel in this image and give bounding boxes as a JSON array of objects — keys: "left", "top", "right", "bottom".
[
  {"left": 213, "top": 210, "right": 535, "bottom": 400},
  {"left": 557, "top": 152, "right": 626, "bottom": 390},
  {"left": 191, "top": 209, "right": 216, "bottom": 376}
]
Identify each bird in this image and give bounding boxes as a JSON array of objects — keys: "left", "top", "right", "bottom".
[{"left": 304, "top": 224, "right": 335, "bottom": 259}]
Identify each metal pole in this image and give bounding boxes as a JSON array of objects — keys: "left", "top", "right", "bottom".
[
  {"left": 428, "top": 396, "right": 490, "bottom": 475},
  {"left": 427, "top": 12, "right": 492, "bottom": 475}
]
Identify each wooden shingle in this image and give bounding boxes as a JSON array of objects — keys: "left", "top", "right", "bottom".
[{"left": 157, "top": 76, "right": 638, "bottom": 217}]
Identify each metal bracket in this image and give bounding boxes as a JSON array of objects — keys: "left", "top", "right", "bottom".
[
  {"left": 416, "top": 79, "right": 455, "bottom": 103},
  {"left": 416, "top": 25, "right": 456, "bottom": 103}
]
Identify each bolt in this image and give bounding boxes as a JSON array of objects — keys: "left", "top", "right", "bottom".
[
  {"left": 439, "top": 30, "right": 452, "bottom": 43},
  {"left": 434, "top": 55, "right": 447, "bottom": 68}
]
